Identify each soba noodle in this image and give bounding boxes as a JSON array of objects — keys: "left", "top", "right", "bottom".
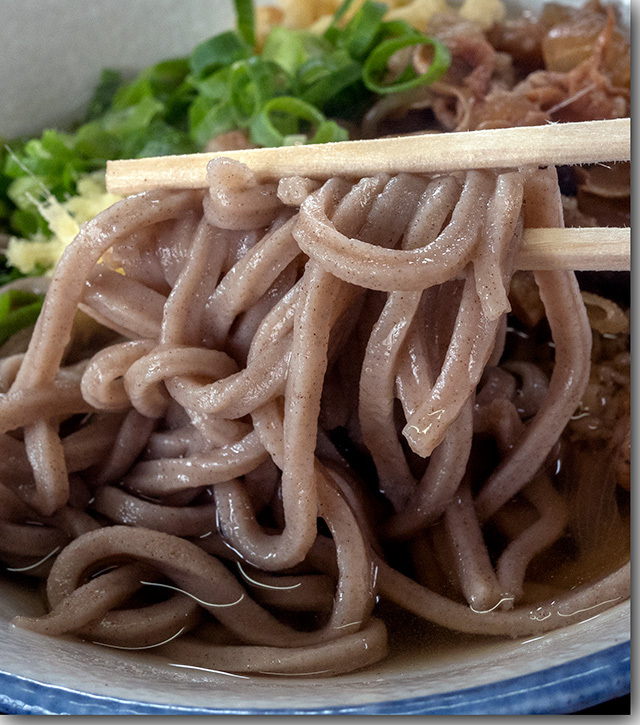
[{"left": 0, "top": 157, "right": 629, "bottom": 677}]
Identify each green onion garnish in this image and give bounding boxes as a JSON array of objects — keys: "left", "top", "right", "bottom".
[
  {"left": 324, "top": 0, "right": 358, "bottom": 42},
  {"left": 250, "top": 97, "right": 348, "bottom": 147},
  {"left": 363, "top": 34, "right": 451, "bottom": 95},
  {"left": 298, "top": 51, "right": 362, "bottom": 108},
  {"left": 233, "top": 0, "right": 256, "bottom": 48},
  {"left": 333, "top": 0, "right": 358, "bottom": 25},
  {"left": 1, "top": 0, "right": 452, "bottom": 257},
  {"left": 342, "top": 0, "right": 387, "bottom": 60},
  {"left": 189, "top": 31, "right": 251, "bottom": 79},
  {"left": 0, "top": 289, "right": 44, "bottom": 346},
  {"left": 229, "top": 58, "right": 289, "bottom": 126}
]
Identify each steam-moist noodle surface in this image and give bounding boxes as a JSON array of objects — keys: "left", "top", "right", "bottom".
[{"left": 0, "top": 155, "right": 630, "bottom": 676}]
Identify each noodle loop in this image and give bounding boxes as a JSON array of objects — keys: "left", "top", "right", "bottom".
[{"left": 1, "top": 158, "right": 627, "bottom": 676}]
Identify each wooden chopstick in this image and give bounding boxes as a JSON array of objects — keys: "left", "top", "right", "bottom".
[
  {"left": 105, "top": 118, "right": 630, "bottom": 272},
  {"left": 106, "top": 118, "right": 630, "bottom": 194},
  {"left": 518, "top": 227, "right": 629, "bottom": 271}
]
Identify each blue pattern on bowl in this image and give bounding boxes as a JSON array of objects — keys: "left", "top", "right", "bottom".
[{"left": 0, "top": 641, "right": 629, "bottom": 715}]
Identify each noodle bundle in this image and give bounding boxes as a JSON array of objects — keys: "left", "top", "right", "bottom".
[{"left": 1, "top": 158, "right": 630, "bottom": 677}]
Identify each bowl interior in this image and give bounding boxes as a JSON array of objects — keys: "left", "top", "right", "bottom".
[{"left": 0, "top": 578, "right": 631, "bottom": 714}]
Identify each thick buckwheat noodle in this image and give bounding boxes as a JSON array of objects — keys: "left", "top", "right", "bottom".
[{"left": 1, "top": 158, "right": 629, "bottom": 677}]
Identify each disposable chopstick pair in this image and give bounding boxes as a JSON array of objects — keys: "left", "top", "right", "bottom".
[{"left": 105, "top": 118, "right": 631, "bottom": 272}]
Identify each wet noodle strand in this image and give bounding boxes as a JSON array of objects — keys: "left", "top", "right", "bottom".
[{"left": 2, "top": 159, "right": 629, "bottom": 676}]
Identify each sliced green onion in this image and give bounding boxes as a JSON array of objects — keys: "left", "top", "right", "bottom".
[
  {"left": 111, "top": 77, "right": 154, "bottom": 110},
  {"left": 163, "top": 78, "right": 197, "bottom": 126},
  {"left": 250, "top": 96, "right": 324, "bottom": 146},
  {"left": 189, "top": 96, "right": 236, "bottom": 146},
  {"left": 143, "top": 58, "right": 192, "bottom": 100},
  {"left": 301, "top": 63, "right": 362, "bottom": 108},
  {"left": 1, "top": 0, "right": 459, "bottom": 257},
  {"left": 332, "top": 0, "right": 358, "bottom": 25},
  {"left": 84, "top": 69, "right": 123, "bottom": 122},
  {"left": 229, "top": 58, "right": 290, "bottom": 126},
  {"left": 189, "top": 31, "right": 251, "bottom": 79},
  {"left": 195, "top": 68, "right": 232, "bottom": 101},
  {"left": 0, "top": 290, "right": 44, "bottom": 346},
  {"left": 298, "top": 51, "right": 362, "bottom": 109},
  {"left": 280, "top": 123, "right": 348, "bottom": 145},
  {"left": 123, "top": 120, "right": 195, "bottom": 158},
  {"left": 261, "top": 26, "right": 330, "bottom": 78},
  {"left": 102, "top": 96, "right": 165, "bottom": 138},
  {"left": 324, "top": 0, "right": 360, "bottom": 44},
  {"left": 0, "top": 289, "right": 40, "bottom": 315},
  {"left": 310, "top": 120, "right": 349, "bottom": 144},
  {"left": 9, "top": 207, "right": 49, "bottom": 238},
  {"left": 74, "top": 122, "right": 122, "bottom": 160},
  {"left": 282, "top": 134, "right": 308, "bottom": 146},
  {"left": 363, "top": 34, "right": 450, "bottom": 95},
  {"left": 233, "top": 0, "right": 256, "bottom": 48},
  {"left": 249, "top": 96, "right": 344, "bottom": 147},
  {"left": 342, "top": 1, "right": 387, "bottom": 60},
  {"left": 0, "top": 265, "right": 29, "bottom": 289},
  {"left": 377, "top": 19, "right": 416, "bottom": 41}
]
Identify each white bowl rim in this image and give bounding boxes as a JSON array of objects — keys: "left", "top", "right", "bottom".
[{"left": 0, "top": 640, "right": 629, "bottom": 715}]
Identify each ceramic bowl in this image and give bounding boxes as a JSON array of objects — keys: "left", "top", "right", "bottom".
[{"left": 0, "top": 0, "right": 630, "bottom": 715}]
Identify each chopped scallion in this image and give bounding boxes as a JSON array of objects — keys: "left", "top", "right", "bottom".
[
  {"left": 342, "top": 1, "right": 387, "bottom": 60},
  {"left": 233, "top": 0, "right": 256, "bottom": 48},
  {"left": 0, "top": 290, "right": 44, "bottom": 346},
  {"left": 189, "top": 31, "right": 251, "bottom": 79},
  {"left": 250, "top": 96, "right": 347, "bottom": 147},
  {"left": 362, "top": 34, "right": 451, "bottom": 95},
  {"left": 1, "top": 0, "right": 453, "bottom": 268}
]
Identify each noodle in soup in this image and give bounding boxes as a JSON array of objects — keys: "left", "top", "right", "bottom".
[{"left": 0, "top": 0, "right": 630, "bottom": 678}]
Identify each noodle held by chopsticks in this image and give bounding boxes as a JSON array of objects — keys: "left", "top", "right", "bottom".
[{"left": 3, "top": 158, "right": 629, "bottom": 676}]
